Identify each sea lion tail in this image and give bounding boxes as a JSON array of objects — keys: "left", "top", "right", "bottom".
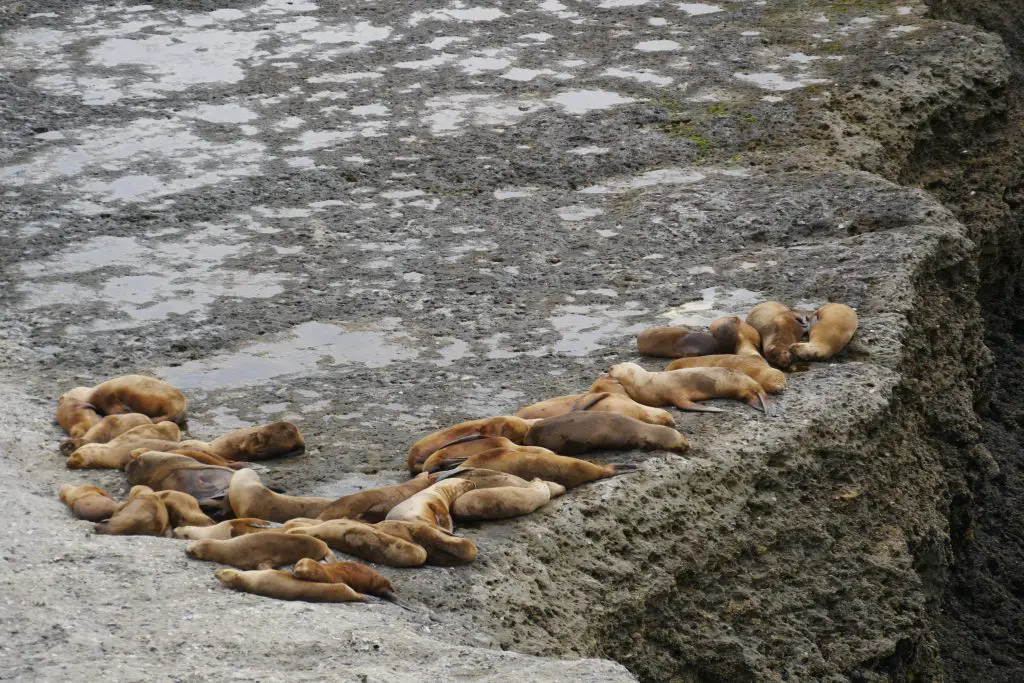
[{"left": 571, "top": 392, "right": 612, "bottom": 412}]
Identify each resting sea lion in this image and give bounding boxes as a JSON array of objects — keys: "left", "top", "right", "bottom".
[
  {"left": 214, "top": 568, "right": 364, "bottom": 602},
  {"left": 55, "top": 391, "right": 102, "bottom": 442},
  {"left": 165, "top": 447, "right": 243, "bottom": 468},
  {"left": 187, "top": 531, "right": 332, "bottom": 569},
  {"left": 155, "top": 490, "right": 214, "bottom": 527},
  {"left": 174, "top": 518, "right": 281, "bottom": 540},
  {"left": 609, "top": 362, "right": 770, "bottom": 413},
  {"left": 58, "top": 484, "right": 117, "bottom": 522},
  {"left": 373, "top": 520, "right": 478, "bottom": 566},
  {"left": 589, "top": 375, "right": 629, "bottom": 395},
  {"left": 94, "top": 486, "right": 169, "bottom": 536},
  {"left": 84, "top": 374, "right": 188, "bottom": 424},
  {"left": 62, "top": 413, "right": 153, "bottom": 455},
  {"left": 636, "top": 327, "right": 730, "bottom": 358},
  {"left": 664, "top": 354, "right": 786, "bottom": 393},
  {"left": 515, "top": 391, "right": 675, "bottom": 426},
  {"left": 292, "top": 559, "right": 396, "bottom": 600},
  {"left": 178, "top": 422, "right": 305, "bottom": 462},
  {"left": 318, "top": 472, "right": 439, "bottom": 522},
  {"left": 228, "top": 469, "right": 332, "bottom": 523},
  {"left": 282, "top": 518, "right": 321, "bottom": 530},
  {"left": 384, "top": 479, "right": 475, "bottom": 532},
  {"left": 709, "top": 316, "right": 763, "bottom": 356},
  {"left": 430, "top": 446, "right": 636, "bottom": 489},
  {"left": 420, "top": 436, "right": 521, "bottom": 473},
  {"left": 125, "top": 451, "right": 234, "bottom": 516},
  {"left": 288, "top": 520, "right": 428, "bottom": 567},
  {"left": 407, "top": 416, "right": 532, "bottom": 473},
  {"left": 523, "top": 410, "right": 690, "bottom": 455},
  {"left": 66, "top": 422, "right": 182, "bottom": 469},
  {"left": 437, "top": 467, "right": 539, "bottom": 489},
  {"left": 451, "top": 479, "right": 563, "bottom": 521},
  {"left": 746, "top": 302, "right": 805, "bottom": 368},
  {"left": 790, "top": 303, "right": 858, "bottom": 361}
]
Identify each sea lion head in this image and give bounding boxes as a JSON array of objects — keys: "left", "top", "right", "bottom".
[
  {"left": 214, "top": 568, "right": 242, "bottom": 586},
  {"left": 185, "top": 540, "right": 211, "bottom": 558},
  {"left": 608, "top": 362, "right": 644, "bottom": 382},
  {"left": 65, "top": 445, "right": 103, "bottom": 469}
]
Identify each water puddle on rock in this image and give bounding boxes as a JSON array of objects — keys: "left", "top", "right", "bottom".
[
  {"left": 658, "top": 287, "right": 763, "bottom": 327},
  {"left": 548, "top": 303, "right": 649, "bottom": 355},
  {"left": 306, "top": 471, "right": 407, "bottom": 499}
]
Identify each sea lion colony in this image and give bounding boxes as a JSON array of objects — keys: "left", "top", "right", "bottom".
[{"left": 55, "top": 301, "right": 856, "bottom": 604}]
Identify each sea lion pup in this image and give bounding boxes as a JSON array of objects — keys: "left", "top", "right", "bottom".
[
  {"left": 228, "top": 469, "right": 332, "bottom": 523},
  {"left": 183, "top": 422, "right": 305, "bottom": 462},
  {"left": 451, "top": 478, "right": 564, "bottom": 522},
  {"left": 288, "top": 520, "right": 428, "bottom": 567},
  {"left": 407, "top": 416, "right": 532, "bottom": 473},
  {"left": 55, "top": 391, "right": 102, "bottom": 442},
  {"left": 174, "top": 518, "right": 281, "bottom": 540},
  {"left": 384, "top": 478, "right": 476, "bottom": 532},
  {"left": 317, "top": 472, "right": 439, "bottom": 523},
  {"left": 746, "top": 302, "right": 805, "bottom": 368},
  {"left": 635, "top": 327, "right": 729, "bottom": 358},
  {"left": 515, "top": 392, "right": 675, "bottom": 426},
  {"left": 215, "top": 568, "right": 365, "bottom": 602},
  {"left": 709, "top": 316, "right": 763, "bottom": 357},
  {"left": 155, "top": 490, "right": 214, "bottom": 527},
  {"left": 65, "top": 422, "right": 182, "bottom": 469},
  {"left": 85, "top": 374, "right": 188, "bottom": 424},
  {"left": 293, "top": 559, "right": 396, "bottom": 600},
  {"left": 522, "top": 410, "right": 690, "bottom": 456},
  {"left": 58, "top": 484, "right": 118, "bottom": 522},
  {"left": 186, "top": 531, "right": 332, "bottom": 570},
  {"left": 94, "top": 486, "right": 170, "bottom": 537},
  {"left": 790, "top": 303, "right": 859, "bottom": 361},
  {"left": 608, "top": 362, "right": 770, "bottom": 414},
  {"left": 125, "top": 451, "right": 235, "bottom": 515},
  {"left": 430, "top": 446, "right": 636, "bottom": 489},
  {"left": 664, "top": 355, "right": 787, "bottom": 394},
  {"left": 61, "top": 412, "right": 153, "bottom": 455},
  {"left": 374, "top": 520, "right": 478, "bottom": 566}
]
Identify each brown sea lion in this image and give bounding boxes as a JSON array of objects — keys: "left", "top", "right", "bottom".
[
  {"left": 746, "top": 302, "right": 805, "bottom": 368},
  {"left": 66, "top": 422, "right": 182, "bottom": 469},
  {"left": 179, "top": 422, "right": 305, "bottom": 462},
  {"left": 609, "top": 362, "right": 770, "bottom": 413},
  {"left": 187, "top": 531, "right": 332, "bottom": 569},
  {"left": 155, "top": 490, "right": 214, "bottom": 527},
  {"left": 589, "top": 375, "right": 629, "bottom": 395},
  {"left": 709, "top": 316, "right": 763, "bottom": 357},
  {"left": 288, "top": 520, "right": 428, "bottom": 567},
  {"left": 166, "top": 447, "right": 244, "bottom": 469},
  {"left": 429, "top": 446, "right": 636, "bottom": 489},
  {"left": 62, "top": 412, "right": 153, "bottom": 455},
  {"left": 419, "top": 436, "right": 521, "bottom": 473},
  {"left": 436, "top": 467, "right": 549, "bottom": 490},
  {"left": 55, "top": 391, "right": 102, "bottom": 442},
  {"left": 790, "top": 303, "right": 858, "bottom": 361},
  {"left": 373, "top": 520, "right": 478, "bottom": 566},
  {"left": 214, "top": 568, "right": 364, "bottom": 602},
  {"left": 85, "top": 375, "right": 188, "bottom": 424},
  {"left": 174, "top": 518, "right": 282, "bottom": 540},
  {"left": 407, "top": 416, "right": 532, "bottom": 473},
  {"left": 227, "top": 469, "right": 332, "bottom": 523},
  {"left": 664, "top": 354, "right": 787, "bottom": 393},
  {"left": 384, "top": 478, "right": 475, "bottom": 532},
  {"left": 94, "top": 486, "right": 169, "bottom": 536},
  {"left": 58, "top": 484, "right": 117, "bottom": 522},
  {"left": 125, "top": 451, "right": 235, "bottom": 516},
  {"left": 451, "top": 478, "right": 564, "bottom": 521},
  {"left": 523, "top": 410, "right": 690, "bottom": 455},
  {"left": 636, "top": 327, "right": 730, "bottom": 358},
  {"left": 515, "top": 391, "right": 675, "bottom": 426},
  {"left": 282, "top": 518, "right": 321, "bottom": 530},
  {"left": 292, "top": 558, "right": 396, "bottom": 600},
  {"left": 317, "top": 472, "right": 439, "bottom": 523}
]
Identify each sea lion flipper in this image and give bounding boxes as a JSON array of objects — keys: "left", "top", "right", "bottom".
[
  {"left": 610, "top": 464, "right": 640, "bottom": 476},
  {"left": 434, "top": 467, "right": 475, "bottom": 482},
  {"left": 426, "top": 458, "right": 468, "bottom": 473},
  {"left": 435, "top": 433, "right": 489, "bottom": 451},
  {"left": 571, "top": 392, "right": 612, "bottom": 412},
  {"left": 745, "top": 393, "right": 769, "bottom": 414},
  {"left": 673, "top": 399, "right": 725, "bottom": 413}
]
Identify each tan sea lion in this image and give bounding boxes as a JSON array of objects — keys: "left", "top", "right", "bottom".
[
  {"left": 292, "top": 559, "right": 396, "bottom": 600},
  {"left": 187, "top": 531, "right": 332, "bottom": 569},
  {"left": 515, "top": 391, "right": 675, "bottom": 426},
  {"left": 288, "top": 520, "right": 428, "bottom": 567},
  {"left": 228, "top": 469, "right": 332, "bottom": 523},
  {"left": 709, "top": 316, "right": 763, "bottom": 357},
  {"left": 66, "top": 422, "right": 182, "bottom": 469},
  {"left": 451, "top": 478, "right": 563, "bottom": 521},
  {"left": 523, "top": 410, "right": 690, "bottom": 455},
  {"left": 214, "top": 568, "right": 365, "bottom": 602},
  {"left": 179, "top": 422, "right": 305, "bottom": 462},
  {"left": 435, "top": 467, "right": 536, "bottom": 489},
  {"left": 636, "top": 327, "right": 730, "bottom": 358},
  {"left": 746, "top": 302, "right": 805, "bottom": 368},
  {"left": 165, "top": 447, "right": 244, "bottom": 469},
  {"left": 407, "top": 416, "right": 532, "bottom": 473},
  {"left": 317, "top": 472, "right": 439, "bottom": 522},
  {"left": 790, "top": 303, "right": 858, "bottom": 361},
  {"left": 58, "top": 484, "right": 117, "bottom": 522},
  {"left": 609, "top": 362, "right": 770, "bottom": 413},
  {"left": 155, "top": 490, "right": 214, "bottom": 527},
  {"left": 94, "top": 486, "right": 169, "bottom": 536},
  {"left": 62, "top": 413, "right": 153, "bottom": 455},
  {"left": 174, "top": 518, "right": 281, "bottom": 540},
  {"left": 125, "top": 451, "right": 235, "bottom": 515},
  {"left": 384, "top": 479, "right": 475, "bottom": 532},
  {"left": 85, "top": 374, "right": 188, "bottom": 424},
  {"left": 55, "top": 391, "right": 102, "bottom": 442},
  {"left": 373, "top": 520, "right": 478, "bottom": 566},
  {"left": 419, "top": 436, "right": 522, "bottom": 473},
  {"left": 282, "top": 518, "right": 321, "bottom": 530},
  {"left": 589, "top": 375, "right": 629, "bottom": 395},
  {"left": 429, "top": 446, "right": 636, "bottom": 489},
  {"left": 664, "top": 354, "right": 787, "bottom": 393}
]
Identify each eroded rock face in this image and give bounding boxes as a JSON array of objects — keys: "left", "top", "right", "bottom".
[{"left": 1, "top": 0, "right": 1023, "bottom": 680}]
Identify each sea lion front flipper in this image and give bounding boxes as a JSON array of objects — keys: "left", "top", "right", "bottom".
[
  {"left": 745, "top": 392, "right": 770, "bottom": 414},
  {"left": 672, "top": 398, "right": 725, "bottom": 413}
]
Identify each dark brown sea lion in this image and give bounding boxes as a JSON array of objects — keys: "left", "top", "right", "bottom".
[
  {"left": 746, "top": 302, "right": 805, "bottom": 368},
  {"left": 292, "top": 559, "right": 396, "bottom": 600},
  {"left": 94, "top": 485, "right": 169, "bottom": 537},
  {"left": 125, "top": 451, "right": 235, "bottom": 516},
  {"left": 523, "top": 410, "right": 690, "bottom": 455},
  {"left": 636, "top": 327, "right": 730, "bottom": 358}
]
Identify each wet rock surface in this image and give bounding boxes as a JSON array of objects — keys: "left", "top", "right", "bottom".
[{"left": 1, "top": 0, "right": 1022, "bottom": 680}]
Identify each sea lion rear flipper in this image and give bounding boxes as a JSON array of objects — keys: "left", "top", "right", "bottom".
[
  {"left": 426, "top": 458, "right": 468, "bottom": 473},
  {"left": 745, "top": 392, "right": 771, "bottom": 415},
  {"left": 269, "top": 486, "right": 287, "bottom": 494},
  {"left": 434, "top": 467, "right": 476, "bottom": 482},
  {"left": 571, "top": 392, "right": 612, "bottom": 412},
  {"left": 435, "top": 433, "right": 489, "bottom": 451},
  {"left": 673, "top": 399, "right": 724, "bottom": 413},
  {"left": 610, "top": 464, "right": 640, "bottom": 477}
]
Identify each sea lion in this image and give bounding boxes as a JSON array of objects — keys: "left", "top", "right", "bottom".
[
  {"left": 609, "top": 362, "right": 770, "bottom": 413},
  {"left": 62, "top": 412, "right": 153, "bottom": 455},
  {"left": 292, "top": 559, "right": 396, "bottom": 600},
  {"left": 429, "top": 446, "right": 636, "bottom": 489},
  {"left": 515, "top": 391, "right": 675, "bottom": 426},
  {"left": 58, "top": 484, "right": 117, "bottom": 522},
  {"left": 317, "top": 472, "right": 439, "bottom": 523},
  {"left": 746, "top": 302, "right": 805, "bottom": 368},
  {"left": 180, "top": 422, "right": 305, "bottom": 462},
  {"left": 94, "top": 486, "right": 169, "bottom": 537},
  {"left": 85, "top": 374, "right": 188, "bottom": 424},
  {"left": 55, "top": 391, "right": 101, "bottom": 442},
  {"left": 282, "top": 518, "right": 321, "bottom": 530},
  {"left": 419, "top": 436, "right": 522, "bottom": 473},
  {"left": 790, "top": 303, "right": 858, "bottom": 361},
  {"left": 436, "top": 467, "right": 547, "bottom": 490},
  {"left": 709, "top": 316, "right": 763, "bottom": 357},
  {"left": 166, "top": 447, "right": 243, "bottom": 469},
  {"left": 155, "top": 490, "right": 214, "bottom": 527},
  {"left": 523, "top": 410, "right": 690, "bottom": 455},
  {"left": 214, "top": 568, "right": 364, "bottom": 602},
  {"left": 187, "top": 531, "right": 332, "bottom": 570},
  {"left": 66, "top": 422, "right": 182, "bottom": 469},
  {"left": 374, "top": 520, "right": 478, "bottom": 566},
  {"left": 125, "top": 451, "right": 235, "bottom": 515},
  {"left": 407, "top": 416, "right": 532, "bottom": 473},
  {"left": 636, "top": 327, "right": 730, "bottom": 358},
  {"left": 451, "top": 478, "right": 564, "bottom": 521},
  {"left": 664, "top": 354, "right": 787, "bottom": 393},
  {"left": 384, "top": 479, "right": 475, "bottom": 532},
  {"left": 288, "top": 520, "right": 428, "bottom": 567},
  {"left": 227, "top": 469, "right": 332, "bottom": 523},
  {"left": 589, "top": 375, "right": 629, "bottom": 395},
  {"left": 174, "top": 518, "right": 282, "bottom": 540}
]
